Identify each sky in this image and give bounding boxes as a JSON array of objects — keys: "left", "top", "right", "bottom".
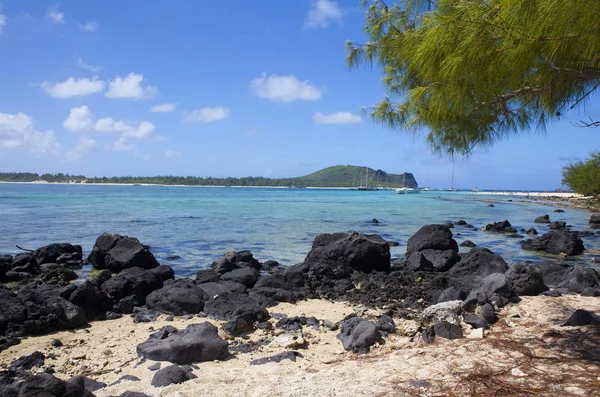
[{"left": 0, "top": 0, "right": 598, "bottom": 190}]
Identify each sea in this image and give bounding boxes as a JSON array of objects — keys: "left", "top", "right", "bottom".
[{"left": 0, "top": 183, "right": 598, "bottom": 278}]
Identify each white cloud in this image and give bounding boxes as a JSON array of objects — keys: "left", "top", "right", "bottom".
[
  {"left": 63, "top": 105, "right": 156, "bottom": 139},
  {"left": 108, "top": 137, "right": 133, "bottom": 151},
  {"left": 304, "top": 0, "right": 343, "bottom": 29},
  {"left": 0, "top": 14, "right": 7, "bottom": 34},
  {"left": 246, "top": 128, "right": 258, "bottom": 136},
  {"left": 183, "top": 107, "right": 231, "bottom": 123},
  {"left": 63, "top": 105, "right": 94, "bottom": 131},
  {"left": 46, "top": 7, "right": 65, "bottom": 24},
  {"left": 106, "top": 73, "right": 157, "bottom": 100},
  {"left": 0, "top": 112, "right": 59, "bottom": 154},
  {"left": 65, "top": 135, "right": 96, "bottom": 161},
  {"left": 95, "top": 118, "right": 155, "bottom": 139},
  {"left": 250, "top": 73, "right": 322, "bottom": 102},
  {"left": 149, "top": 103, "right": 177, "bottom": 113},
  {"left": 79, "top": 21, "right": 97, "bottom": 32},
  {"left": 165, "top": 150, "right": 182, "bottom": 158},
  {"left": 313, "top": 111, "right": 362, "bottom": 125},
  {"left": 41, "top": 76, "right": 105, "bottom": 99},
  {"left": 77, "top": 58, "right": 100, "bottom": 73}
]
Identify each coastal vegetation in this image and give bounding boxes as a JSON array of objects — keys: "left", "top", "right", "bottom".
[
  {"left": 0, "top": 166, "right": 418, "bottom": 188},
  {"left": 562, "top": 152, "right": 600, "bottom": 196},
  {"left": 347, "top": 0, "right": 600, "bottom": 155}
]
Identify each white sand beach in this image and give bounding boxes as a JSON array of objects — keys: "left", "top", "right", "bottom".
[{"left": 2, "top": 296, "right": 599, "bottom": 397}]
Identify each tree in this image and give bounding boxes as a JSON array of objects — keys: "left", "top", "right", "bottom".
[
  {"left": 562, "top": 152, "right": 600, "bottom": 196},
  {"left": 347, "top": 0, "right": 600, "bottom": 155}
]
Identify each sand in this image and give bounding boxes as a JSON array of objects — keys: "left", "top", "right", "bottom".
[{"left": 2, "top": 296, "right": 599, "bottom": 397}]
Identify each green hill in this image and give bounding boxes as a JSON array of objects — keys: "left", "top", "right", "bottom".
[
  {"left": 296, "top": 165, "right": 417, "bottom": 188},
  {"left": 0, "top": 166, "right": 418, "bottom": 188}
]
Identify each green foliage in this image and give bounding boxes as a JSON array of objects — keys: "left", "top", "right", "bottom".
[
  {"left": 347, "top": 0, "right": 600, "bottom": 155},
  {"left": 562, "top": 152, "right": 600, "bottom": 196},
  {"left": 0, "top": 166, "right": 417, "bottom": 188}
]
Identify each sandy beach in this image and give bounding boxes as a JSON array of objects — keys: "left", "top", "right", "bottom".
[{"left": 2, "top": 296, "right": 599, "bottom": 397}]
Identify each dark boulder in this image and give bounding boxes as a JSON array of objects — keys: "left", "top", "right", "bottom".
[
  {"left": 151, "top": 365, "right": 196, "bottom": 387},
  {"left": 222, "top": 313, "right": 255, "bottom": 336},
  {"left": 37, "top": 263, "right": 78, "bottom": 286},
  {"left": 211, "top": 256, "right": 238, "bottom": 275},
  {"left": 195, "top": 269, "right": 220, "bottom": 284},
  {"left": 465, "top": 273, "right": 514, "bottom": 307},
  {"left": 555, "top": 266, "right": 600, "bottom": 293},
  {"left": 220, "top": 267, "right": 260, "bottom": 288},
  {"left": 521, "top": 231, "right": 585, "bottom": 256},
  {"left": 231, "top": 251, "right": 261, "bottom": 270},
  {"left": 562, "top": 309, "right": 600, "bottom": 326},
  {"left": 436, "top": 287, "right": 466, "bottom": 303},
  {"left": 203, "top": 292, "right": 269, "bottom": 322},
  {"left": 464, "top": 314, "right": 488, "bottom": 329},
  {"left": 104, "top": 237, "right": 160, "bottom": 273},
  {"left": 101, "top": 267, "right": 171, "bottom": 311},
  {"left": 250, "top": 351, "right": 303, "bottom": 365},
  {"left": 590, "top": 213, "right": 600, "bottom": 228},
  {"left": 17, "top": 373, "right": 94, "bottom": 397},
  {"left": 404, "top": 249, "right": 460, "bottom": 272},
  {"left": 483, "top": 220, "right": 517, "bottom": 233},
  {"left": 88, "top": 234, "right": 159, "bottom": 273},
  {"left": 422, "top": 327, "right": 435, "bottom": 343},
  {"left": 549, "top": 221, "right": 567, "bottom": 230},
  {"left": 455, "top": 220, "right": 467, "bottom": 226},
  {"left": 526, "top": 228, "right": 538, "bottom": 236},
  {"left": 304, "top": 232, "right": 391, "bottom": 272},
  {"left": 406, "top": 225, "right": 458, "bottom": 254},
  {"left": 2, "top": 271, "right": 31, "bottom": 282},
  {"left": 68, "top": 280, "right": 111, "bottom": 321},
  {"left": 87, "top": 233, "right": 122, "bottom": 267},
  {"left": 11, "top": 253, "right": 37, "bottom": 274},
  {"left": 336, "top": 317, "right": 384, "bottom": 354},
  {"left": 581, "top": 287, "right": 600, "bottom": 297},
  {"left": 505, "top": 262, "right": 548, "bottom": 296},
  {"left": 554, "top": 209, "right": 565, "bottom": 213},
  {"left": 459, "top": 240, "right": 476, "bottom": 248},
  {"left": 262, "top": 260, "right": 281, "bottom": 273},
  {"left": 432, "top": 321, "right": 462, "bottom": 339},
  {"left": 146, "top": 279, "right": 209, "bottom": 316},
  {"left": 0, "top": 287, "right": 27, "bottom": 335},
  {"left": 137, "top": 323, "right": 229, "bottom": 364},
  {"left": 15, "top": 283, "right": 87, "bottom": 336},
  {"left": 8, "top": 351, "right": 45, "bottom": 377},
  {"left": 447, "top": 248, "right": 509, "bottom": 293},
  {"left": 480, "top": 303, "right": 498, "bottom": 324},
  {"left": 304, "top": 262, "right": 354, "bottom": 299},
  {"left": 534, "top": 215, "right": 550, "bottom": 224},
  {"left": 69, "top": 376, "right": 106, "bottom": 393},
  {"left": 196, "top": 281, "right": 247, "bottom": 298},
  {"left": 0, "top": 255, "right": 12, "bottom": 280},
  {"left": 375, "top": 315, "right": 396, "bottom": 334},
  {"left": 32, "top": 243, "right": 82, "bottom": 266}
]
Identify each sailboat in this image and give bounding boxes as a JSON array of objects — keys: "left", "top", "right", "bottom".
[
  {"left": 356, "top": 167, "right": 377, "bottom": 191},
  {"left": 446, "top": 162, "right": 459, "bottom": 191},
  {"left": 396, "top": 173, "right": 420, "bottom": 194}
]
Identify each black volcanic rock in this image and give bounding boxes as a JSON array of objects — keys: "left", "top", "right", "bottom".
[
  {"left": 483, "top": 220, "right": 517, "bottom": 233},
  {"left": 505, "top": 262, "right": 548, "bottom": 296},
  {"left": 304, "top": 232, "right": 390, "bottom": 272},
  {"left": 447, "top": 248, "right": 508, "bottom": 293},
  {"left": 521, "top": 231, "right": 585, "bottom": 256},
  {"left": 88, "top": 233, "right": 160, "bottom": 273},
  {"left": 137, "top": 323, "right": 229, "bottom": 364},
  {"left": 146, "top": 279, "right": 209, "bottom": 315},
  {"left": 406, "top": 225, "right": 458, "bottom": 254}
]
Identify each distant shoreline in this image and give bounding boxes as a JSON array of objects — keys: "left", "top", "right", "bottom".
[{"left": 0, "top": 180, "right": 585, "bottom": 197}]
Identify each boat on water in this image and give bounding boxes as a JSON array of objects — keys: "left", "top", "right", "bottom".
[
  {"left": 396, "top": 174, "right": 420, "bottom": 194},
  {"left": 354, "top": 167, "right": 378, "bottom": 191}
]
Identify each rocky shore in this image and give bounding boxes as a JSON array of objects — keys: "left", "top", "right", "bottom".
[{"left": 1, "top": 213, "right": 599, "bottom": 396}]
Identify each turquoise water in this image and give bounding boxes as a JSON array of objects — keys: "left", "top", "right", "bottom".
[{"left": 0, "top": 183, "right": 598, "bottom": 277}]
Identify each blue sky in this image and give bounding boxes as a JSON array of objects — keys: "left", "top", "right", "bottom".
[{"left": 0, "top": 0, "right": 598, "bottom": 190}]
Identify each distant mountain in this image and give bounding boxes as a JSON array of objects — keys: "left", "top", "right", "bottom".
[
  {"left": 0, "top": 166, "right": 418, "bottom": 188},
  {"left": 296, "top": 165, "right": 418, "bottom": 188}
]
